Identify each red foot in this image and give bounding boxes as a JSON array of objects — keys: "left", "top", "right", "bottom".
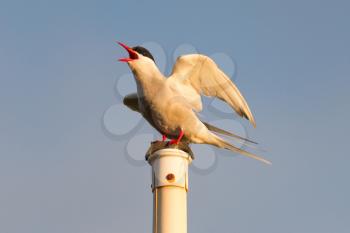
[
  {"left": 168, "top": 130, "right": 184, "bottom": 145},
  {"left": 162, "top": 135, "right": 167, "bottom": 142}
]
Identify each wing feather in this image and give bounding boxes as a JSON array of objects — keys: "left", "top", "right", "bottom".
[
  {"left": 168, "top": 54, "right": 256, "bottom": 127},
  {"left": 123, "top": 93, "right": 140, "bottom": 112}
]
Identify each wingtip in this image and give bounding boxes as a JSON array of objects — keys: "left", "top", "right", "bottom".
[
  {"left": 250, "top": 115, "right": 257, "bottom": 128},
  {"left": 252, "top": 121, "right": 257, "bottom": 128},
  {"left": 242, "top": 111, "right": 256, "bottom": 128}
]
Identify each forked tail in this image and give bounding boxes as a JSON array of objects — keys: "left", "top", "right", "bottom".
[
  {"left": 210, "top": 133, "right": 271, "bottom": 165},
  {"left": 203, "top": 121, "right": 258, "bottom": 144}
]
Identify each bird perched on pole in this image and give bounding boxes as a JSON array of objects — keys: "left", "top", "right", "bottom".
[{"left": 118, "top": 42, "right": 270, "bottom": 164}]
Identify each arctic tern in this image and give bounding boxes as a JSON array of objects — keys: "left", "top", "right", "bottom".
[{"left": 118, "top": 42, "right": 270, "bottom": 164}]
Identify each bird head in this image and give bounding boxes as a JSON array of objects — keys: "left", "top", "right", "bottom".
[{"left": 117, "top": 42, "right": 156, "bottom": 74}]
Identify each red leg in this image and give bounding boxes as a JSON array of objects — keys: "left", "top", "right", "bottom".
[
  {"left": 168, "top": 130, "right": 184, "bottom": 145},
  {"left": 162, "top": 134, "right": 167, "bottom": 142}
]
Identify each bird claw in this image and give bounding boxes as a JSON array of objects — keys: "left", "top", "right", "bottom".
[
  {"left": 162, "top": 135, "right": 167, "bottom": 142},
  {"left": 168, "top": 139, "right": 179, "bottom": 145},
  {"left": 167, "top": 130, "right": 184, "bottom": 146}
]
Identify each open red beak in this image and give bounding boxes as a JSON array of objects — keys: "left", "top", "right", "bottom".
[{"left": 117, "top": 42, "right": 138, "bottom": 62}]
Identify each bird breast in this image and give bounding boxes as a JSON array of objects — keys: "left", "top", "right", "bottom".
[{"left": 138, "top": 82, "right": 188, "bottom": 137}]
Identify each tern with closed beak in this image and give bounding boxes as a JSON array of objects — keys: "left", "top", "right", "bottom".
[{"left": 118, "top": 42, "right": 270, "bottom": 164}]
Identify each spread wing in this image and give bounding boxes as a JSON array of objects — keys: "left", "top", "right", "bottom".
[{"left": 168, "top": 54, "right": 256, "bottom": 127}]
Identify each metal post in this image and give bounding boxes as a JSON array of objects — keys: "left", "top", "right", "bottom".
[{"left": 146, "top": 142, "right": 193, "bottom": 233}]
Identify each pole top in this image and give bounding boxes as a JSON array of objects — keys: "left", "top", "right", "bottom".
[
  {"left": 145, "top": 141, "right": 194, "bottom": 161},
  {"left": 146, "top": 141, "right": 193, "bottom": 191}
]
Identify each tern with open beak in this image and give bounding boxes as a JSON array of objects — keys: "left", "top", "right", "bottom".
[{"left": 118, "top": 42, "right": 270, "bottom": 164}]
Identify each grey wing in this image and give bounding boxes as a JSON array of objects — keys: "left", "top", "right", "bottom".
[
  {"left": 168, "top": 54, "right": 256, "bottom": 127},
  {"left": 123, "top": 93, "right": 140, "bottom": 112},
  {"left": 202, "top": 121, "right": 257, "bottom": 144}
]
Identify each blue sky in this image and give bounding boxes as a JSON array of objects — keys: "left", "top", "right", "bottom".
[{"left": 0, "top": 0, "right": 349, "bottom": 232}]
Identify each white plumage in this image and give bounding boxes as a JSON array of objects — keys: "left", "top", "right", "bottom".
[{"left": 118, "top": 42, "right": 270, "bottom": 164}]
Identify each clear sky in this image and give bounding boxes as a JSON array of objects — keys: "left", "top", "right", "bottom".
[{"left": 0, "top": 0, "right": 349, "bottom": 232}]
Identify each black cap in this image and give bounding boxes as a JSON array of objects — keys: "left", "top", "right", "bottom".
[{"left": 132, "top": 46, "right": 155, "bottom": 62}]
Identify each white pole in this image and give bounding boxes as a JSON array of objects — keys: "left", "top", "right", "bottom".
[{"left": 146, "top": 143, "right": 193, "bottom": 233}]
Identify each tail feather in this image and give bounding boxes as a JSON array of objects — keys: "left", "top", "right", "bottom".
[
  {"left": 203, "top": 121, "right": 258, "bottom": 144},
  {"left": 210, "top": 134, "right": 271, "bottom": 165},
  {"left": 202, "top": 121, "right": 266, "bottom": 152}
]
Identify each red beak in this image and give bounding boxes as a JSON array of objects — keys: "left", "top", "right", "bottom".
[{"left": 117, "top": 42, "right": 139, "bottom": 62}]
